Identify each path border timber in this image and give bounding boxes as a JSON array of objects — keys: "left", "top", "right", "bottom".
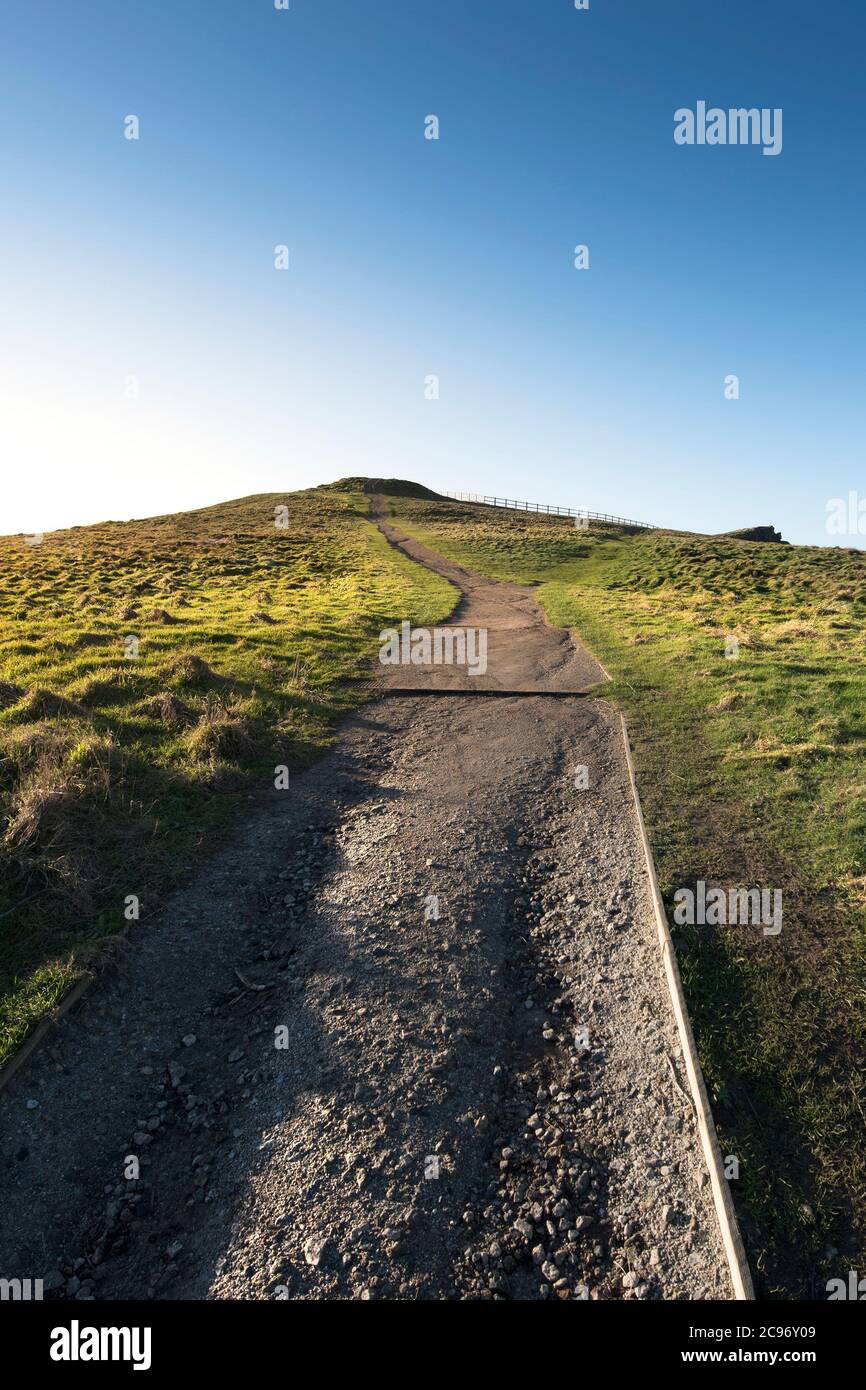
[{"left": 619, "top": 712, "right": 755, "bottom": 1301}]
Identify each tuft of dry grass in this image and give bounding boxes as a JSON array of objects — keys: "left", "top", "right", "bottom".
[
  {"left": 184, "top": 702, "right": 256, "bottom": 763},
  {"left": 67, "top": 666, "right": 138, "bottom": 705},
  {"left": 286, "top": 654, "right": 310, "bottom": 691},
  {"left": 0, "top": 723, "right": 121, "bottom": 907},
  {"left": 72, "top": 631, "right": 116, "bottom": 649},
  {"left": 13, "top": 687, "right": 88, "bottom": 721},
  {"left": 0, "top": 680, "right": 24, "bottom": 708},
  {"left": 163, "top": 652, "right": 216, "bottom": 686},
  {"left": 139, "top": 692, "right": 197, "bottom": 727},
  {"left": 711, "top": 692, "right": 745, "bottom": 711},
  {"left": 764, "top": 619, "right": 823, "bottom": 642}
]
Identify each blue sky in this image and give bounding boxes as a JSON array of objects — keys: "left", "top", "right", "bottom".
[{"left": 1, "top": 0, "right": 863, "bottom": 544}]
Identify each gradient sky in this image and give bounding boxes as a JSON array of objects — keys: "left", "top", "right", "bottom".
[{"left": 1, "top": 0, "right": 863, "bottom": 545}]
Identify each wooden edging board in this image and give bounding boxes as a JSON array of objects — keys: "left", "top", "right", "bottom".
[
  {"left": 0, "top": 972, "right": 95, "bottom": 1095},
  {"left": 619, "top": 711, "right": 755, "bottom": 1301}
]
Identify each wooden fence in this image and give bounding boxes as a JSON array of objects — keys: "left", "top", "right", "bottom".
[{"left": 443, "top": 491, "right": 654, "bottom": 530}]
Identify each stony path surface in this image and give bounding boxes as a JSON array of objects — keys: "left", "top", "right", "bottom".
[
  {"left": 369, "top": 493, "right": 603, "bottom": 694},
  {"left": 0, "top": 509, "right": 732, "bottom": 1301}
]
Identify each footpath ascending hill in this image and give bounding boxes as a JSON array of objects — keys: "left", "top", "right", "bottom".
[
  {"left": 369, "top": 495, "right": 600, "bottom": 693},
  {"left": 0, "top": 492, "right": 731, "bottom": 1301},
  {"left": 375, "top": 486, "right": 866, "bottom": 1297}
]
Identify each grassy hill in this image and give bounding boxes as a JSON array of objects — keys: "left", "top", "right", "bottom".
[
  {"left": 0, "top": 486, "right": 455, "bottom": 1067},
  {"left": 380, "top": 490, "right": 866, "bottom": 1297},
  {"left": 4, "top": 476, "right": 865, "bottom": 1296}
]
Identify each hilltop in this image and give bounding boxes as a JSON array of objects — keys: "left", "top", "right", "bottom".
[{"left": 324, "top": 477, "right": 446, "bottom": 500}]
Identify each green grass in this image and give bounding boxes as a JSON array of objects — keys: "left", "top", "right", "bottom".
[
  {"left": 0, "top": 487, "right": 455, "bottom": 1068},
  {"left": 383, "top": 492, "right": 866, "bottom": 1298}
]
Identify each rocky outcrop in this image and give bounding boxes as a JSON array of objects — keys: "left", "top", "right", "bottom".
[{"left": 719, "top": 525, "right": 785, "bottom": 543}]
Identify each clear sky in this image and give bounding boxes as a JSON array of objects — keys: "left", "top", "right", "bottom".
[{"left": 1, "top": 0, "right": 863, "bottom": 545}]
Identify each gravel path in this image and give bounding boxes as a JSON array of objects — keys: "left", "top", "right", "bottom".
[
  {"left": 0, "top": 507, "right": 732, "bottom": 1301},
  {"left": 369, "top": 494, "right": 603, "bottom": 694}
]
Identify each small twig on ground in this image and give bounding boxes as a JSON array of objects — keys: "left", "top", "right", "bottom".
[
  {"left": 666, "top": 1052, "right": 694, "bottom": 1110},
  {"left": 0, "top": 890, "right": 45, "bottom": 922},
  {"left": 235, "top": 968, "right": 267, "bottom": 992}
]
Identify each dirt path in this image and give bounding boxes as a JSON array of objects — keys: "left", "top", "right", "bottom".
[
  {"left": 369, "top": 494, "right": 603, "bottom": 694},
  {"left": 0, "top": 503, "right": 731, "bottom": 1301}
]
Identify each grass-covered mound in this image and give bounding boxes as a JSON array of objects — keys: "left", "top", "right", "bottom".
[{"left": 325, "top": 477, "right": 446, "bottom": 500}]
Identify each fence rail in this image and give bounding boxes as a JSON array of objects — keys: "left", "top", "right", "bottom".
[{"left": 443, "top": 492, "right": 654, "bottom": 530}]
